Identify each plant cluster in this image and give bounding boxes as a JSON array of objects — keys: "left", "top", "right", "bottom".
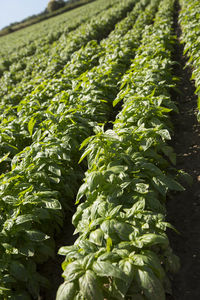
[
  {"left": 0, "top": 0, "right": 185, "bottom": 298},
  {"left": 0, "top": 0, "right": 138, "bottom": 170},
  {"left": 0, "top": 0, "right": 118, "bottom": 79},
  {"left": 57, "top": 0, "right": 183, "bottom": 299},
  {"left": 0, "top": 0, "right": 161, "bottom": 297}
]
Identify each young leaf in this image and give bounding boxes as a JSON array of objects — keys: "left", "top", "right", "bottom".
[
  {"left": 28, "top": 117, "right": 37, "bottom": 136},
  {"left": 79, "top": 270, "right": 104, "bottom": 300},
  {"left": 92, "top": 261, "right": 127, "bottom": 281},
  {"left": 136, "top": 266, "right": 165, "bottom": 300},
  {"left": 138, "top": 233, "right": 169, "bottom": 248},
  {"left": 89, "top": 229, "right": 104, "bottom": 246},
  {"left": 0, "top": 152, "right": 10, "bottom": 164},
  {"left": 56, "top": 281, "right": 77, "bottom": 300}
]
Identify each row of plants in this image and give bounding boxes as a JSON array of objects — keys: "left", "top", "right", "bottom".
[
  {"left": 178, "top": 0, "right": 200, "bottom": 119},
  {"left": 0, "top": 0, "right": 134, "bottom": 97},
  {"left": 0, "top": 0, "right": 150, "bottom": 171},
  {"left": 0, "top": 0, "right": 160, "bottom": 298},
  {"left": 0, "top": 0, "right": 118, "bottom": 77},
  {"left": 57, "top": 0, "right": 183, "bottom": 299}
]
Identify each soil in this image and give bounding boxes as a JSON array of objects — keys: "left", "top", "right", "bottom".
[{"left": 166, "top": 1, "right": 200, "bottom": 299}]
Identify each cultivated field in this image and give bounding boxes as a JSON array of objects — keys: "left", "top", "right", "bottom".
[{"left": 0, "top": 0, "right": 199, "bottom": 299}]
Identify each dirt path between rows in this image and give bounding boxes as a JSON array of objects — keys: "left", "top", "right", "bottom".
[{"left": 167, "top": 1, "right": 200, "bottom": 299}]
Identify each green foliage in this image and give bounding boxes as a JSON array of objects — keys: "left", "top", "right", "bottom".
[
  {"left": 0, "top": 0, "right": 153, "bottom": 297},
  {"left": 179, "top": 0, "right": 200, "bottom": 118},
  {"left": 0, "top": 0, "right": 183, "bottom": 298},
  {"left": 57, "top": 0, "right": 182, "bottom": 299}
]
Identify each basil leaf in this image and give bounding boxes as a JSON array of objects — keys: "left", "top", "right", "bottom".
[
  {"left": 92, "top": 261, "right": 127, "bottom": 281},
  {"left": 56, "top": 281, "right": 77, "bottom": 300},
  {"left": 136, "top": 266, "right": 165, "bottom": 300},
  {"left": 63, "top": 261, "right": 84, "bottom": 282},
  {"left": 79, "top": 270, "right": 104, "bottom": 300}
]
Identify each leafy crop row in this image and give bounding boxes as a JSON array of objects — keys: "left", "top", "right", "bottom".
[
  {"left": 0, "top": 0, "right": 140, "bottom": 170},
  {"left": 0, "top": 0, "right": 161, "bottom": 298},
  {"left": 57, "top": 0, "right": 183, "bottom": 299},
  {"left": 0, "top": 0, "right": 118, "bottom": 77},
  {"left": 179, "top": 0, "right": 200, "bottom": 119},
  {"left": 0, "top": 0, "right": 134, "bottom": 98}
]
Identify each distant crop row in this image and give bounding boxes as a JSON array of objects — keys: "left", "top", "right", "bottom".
[
  {"left": 179, "top": 0, "right": 200, "bottom": 120},
  {"left": 0, "top": 0, "right": 137, "bottom": 168},
  {"left": 0, "top": 0, "right": 118, "bottom": 76}
]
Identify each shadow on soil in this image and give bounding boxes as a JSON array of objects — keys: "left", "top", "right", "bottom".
[{"left": 167, "top": 1, "right": 200, "bottom": 299}]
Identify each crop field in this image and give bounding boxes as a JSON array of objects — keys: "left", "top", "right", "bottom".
[{"left": 0, "top": 0, "right": 200, "bottom": 299}]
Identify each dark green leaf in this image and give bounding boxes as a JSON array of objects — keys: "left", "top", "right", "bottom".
[
  {"left": 63, "top": 261, "right": 84, "bottom": 282},
  {"left": 10, "top": 261, "right": 28, "bottom": 282},
  {"left": 79, "top": 270, "right": 104, "bottom": 300},
  {"left": 136, "top": 266, "right": 165, "bottom": 300},
  {"left": 56, "top": 281, "right": 77, "bottom": 300},
  {"left": 92, "top": 261, "right": 127, "bottom": 281},
  {"left": 25, "top": 230, "right": 49, "bottom": 242}
]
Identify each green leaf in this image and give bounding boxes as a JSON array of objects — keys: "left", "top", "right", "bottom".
[
  {"left": 63, "top": 261, "right": 84, "bottom": 282},
  {"left": 42, "top": 198, "right": 62, "bottom": 210},
  {"left": 136, "top": 266, "right": 165, "bottom": 300},
  {"left": 56, "top": 281, "right": 77, "bottom": 300},
  {"left": 10, "top": 261, "right": 28, "bottom": 282},
  {"left": 49, "top": 176, "right": 61, "bottom": 183},
  {"left": 113, "top": 259, "right": 134, "bottom": 299},
  {"left": 79, "top": 136, "right": 94, "bottom": 150},
  {"left": 48, "top": 165, "right": 61, "bottom": 177},
  {"left": 15, "top": 214, "right": 38, "bottom": 225},
  {"left": 86, "top": 172, "right": 102, "bottom": 192},
  {"left": 79, "top": 270, "right": 104, "bottom": 300},
  {"left": 0, "top": 152, "right": 10, "bottom": 164},
  {"left": 158, "top": 129, "right": 171, "bottom": 140},
  {"left": 161, "top": 145, "right": 176, "bottom": 165},
  {"left": 161, "top": 176, "right": 185, "bottom": 192},
  {"left": 177, "top": 170, "right": 192, "bottom": 185},
  {"left": 140, "top": 138, "right": 154, "bottom": 151},
  {"left": 92, "top": 261, "right": 127, "bottom": 281},
  {"left": 25, "top": 230, "right": 49, "bottom": 242},
  {"left": 28, "top": 117, "right": 37, "bottom": 136},
  {"left": 109, "top": 205, "right": 122, "bottom": 217},
  {"left": 114, "top": 221, "right": 133, "bottom": 240},
  {"left": 131, "top": 250, "right": 165, "bottom": 279},
  {"left": 125, "top": 199, "right": 145, "bottom": 218},
  {"left": 164, "top": 249, "right": 180, "bottom": 273},
  {"left": 76, "top": 183, "right": 87, "bottom": 204},
  {"left": 107, "top": 165, "right": 128, "bottom": 174},
  {"left": 106, "top": 237, "right": 112, "bottom": 252},
  {"left": 152, "top": 177, "right": 167, "bottom": 196},
  {"left": 135, "top": 183, "right": 149, "bottom": 194},
  {"left": 78, "top": 146, "right": 93, "bottom": 163},
  {"left": 138, "top": 233, "right": 169, "bottom": 248},
  {"left": 0, "top": 286, "right": 10, "bottom": 291},
  {"left": 89, "top": 229, "right": 104, "bottom": 246}
]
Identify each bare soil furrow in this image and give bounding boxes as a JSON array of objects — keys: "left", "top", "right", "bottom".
[{"left": 167, "top": 1, "right": 200, "bottom": 299}]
